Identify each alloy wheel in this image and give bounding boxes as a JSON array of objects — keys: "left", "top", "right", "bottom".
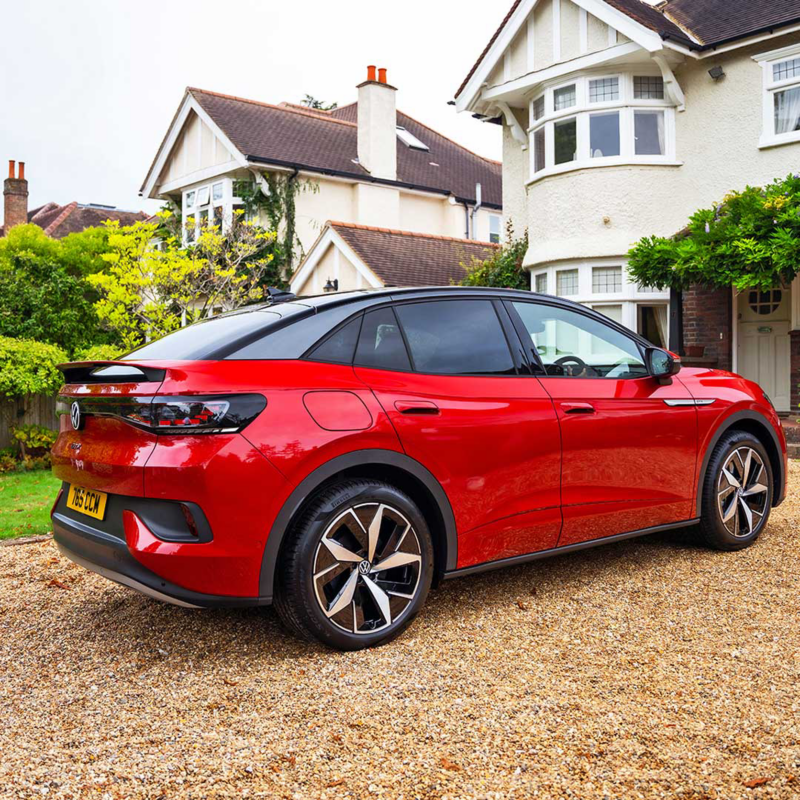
[
  {"left": 312, "top": 503, "right": 422, "bottom": 634},
  {"left": 716, "top": 446, "right": 769, "bottom": 538}
]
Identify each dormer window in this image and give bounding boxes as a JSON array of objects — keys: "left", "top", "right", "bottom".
[
  {"left": 755, "top": 45, "right": 800, "bottom": 148},
  {"left": 396, "top": 126, "right": 429, "bottom": 151},
  {"left": 528, "top": 71, "right": 675, "bottom": 183}
]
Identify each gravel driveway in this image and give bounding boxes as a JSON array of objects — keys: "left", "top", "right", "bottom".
[{"left": 1, "top": 463, "right": 799, "bottom": 799}]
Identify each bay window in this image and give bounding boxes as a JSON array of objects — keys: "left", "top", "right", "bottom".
[
  {"left": 181, "top": 178, "right": 240, "bottom": 244},
  {"left": 528, "top": 72, "right": 675, "bottom": 181},
  {"left": 755, "top": 46, "right": 800, "bottom": 147}
]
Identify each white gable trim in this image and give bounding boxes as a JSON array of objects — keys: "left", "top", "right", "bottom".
[
  {"left": 455, "top": 0, "right": 668, "bottom": 112},
  {"left": 140, "top": 92, "right": 249, "bottom": 199},
  {"left": 290, "top": 226, "right": 384, "bottom": 295}
]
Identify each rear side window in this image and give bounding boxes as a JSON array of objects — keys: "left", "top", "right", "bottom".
[
  {"left": 355, "top": 307, "right": 412, "bottom": 371},
  {"left": 308, "top": 316, "right": 362, "bottom": 364},
  {"left": 394, "top": 300, "right": 515, "bottom": 375}
]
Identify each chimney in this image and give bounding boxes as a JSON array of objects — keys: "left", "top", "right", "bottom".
[
  {"left": 3, "top": 160, "right": 28, "bottom": 232},
  {"left": 357, "top": 66, "right": 397, "bottom": 181}
]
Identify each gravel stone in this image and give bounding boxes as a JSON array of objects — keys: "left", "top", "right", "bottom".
[{"left": 1, "top": 463, "right": 798, "bottom": 799}]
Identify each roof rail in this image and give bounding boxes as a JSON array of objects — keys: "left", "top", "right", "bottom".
[{"left": 265, "top": 287, "right": 297, "bottom": 304}]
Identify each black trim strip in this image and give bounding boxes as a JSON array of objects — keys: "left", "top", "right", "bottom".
[{"left": 443, "top": 518, "right": 700, "bottom": 580}]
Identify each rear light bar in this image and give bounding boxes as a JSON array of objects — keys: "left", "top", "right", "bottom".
[{"left": 56, "top": 394, "right": 266, "bottom": 434}]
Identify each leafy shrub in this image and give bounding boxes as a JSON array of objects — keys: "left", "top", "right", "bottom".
[
  {"left": 461, "top": 230, "right": 530, "bottom": 290},
  {"left": 11, "top": 424, "right": 57, "bottom": 457},
  {"left": 74, "top": 343, "right": 126, "bottom": 362},
  {"left": 0, "top": 337, "right": 68, "bottom": 401}
]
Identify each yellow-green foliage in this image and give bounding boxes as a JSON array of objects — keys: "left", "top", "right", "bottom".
[{"left": 0, "top": 337, "right": 68, "bottom": 400}]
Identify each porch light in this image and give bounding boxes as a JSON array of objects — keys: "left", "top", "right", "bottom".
[{"left": 323, "top": 278, "right": 339, "bottom": 293}]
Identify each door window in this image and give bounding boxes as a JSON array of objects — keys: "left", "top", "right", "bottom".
[
  {"left": 354, "top": 308, "right": 412, "bottom": 371},
  {"left": 512, "top": 302, "right": 647, "bottom": 379},
  {"left": 394, "top": 300, "right": 515, "bottom": 376}
]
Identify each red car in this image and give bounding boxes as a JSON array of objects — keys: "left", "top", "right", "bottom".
[{"left": 51, "top": 288, "right": 787, "bottom": 650}]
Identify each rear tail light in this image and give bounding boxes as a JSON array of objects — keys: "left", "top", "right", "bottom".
[{"left": 57, "top": 394, "right": 266, "bottom": 434}]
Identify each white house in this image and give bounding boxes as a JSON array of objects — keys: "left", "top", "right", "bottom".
[
  {"left": 140, "top": 68, "right": 503, "bottom": 292},
  {"left": 455, "top": 0, "right": 800, "bottom": 412}
]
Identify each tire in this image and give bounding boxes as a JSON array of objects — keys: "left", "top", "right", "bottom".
[
  {"left": 698, "top": 430, "right": 773, "bottom": 551},
  {"left": 274, "top": 479, "right": 434, "bottom": 650}
]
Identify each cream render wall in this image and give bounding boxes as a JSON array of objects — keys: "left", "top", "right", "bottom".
[
  {"left": 293, "top": 243, "right": 370, "bottom": 296},
  {"left": 522, "top": 31, "right": 800, "bottom": 267}
]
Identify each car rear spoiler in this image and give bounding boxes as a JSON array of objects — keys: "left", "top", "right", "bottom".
[{"left": 57, "top": 361, "right": 167, "bottom": 385}]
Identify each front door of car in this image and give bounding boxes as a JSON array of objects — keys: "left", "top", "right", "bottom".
[
  {"left": 507, "top": 300, "right": 698, "bottom": 547},
  {"left": 353, "top": 299, "right": 563, "bottom": 570}
]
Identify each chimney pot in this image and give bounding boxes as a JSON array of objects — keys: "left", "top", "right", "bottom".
[
  {"left": 367, "top": 65, "right": 377, "bottom": 82},
  {"left": 8, "top": 161, "right": 14, "bottom": 180},
  {"left": 4, "top": 158, "right": 29, "bottom": 232},
  {"left": 378, "top": 68, "right": 387, "bottom": 84},
  {"left": 18, "top": 162, "right": 24, "bottom": 181}
]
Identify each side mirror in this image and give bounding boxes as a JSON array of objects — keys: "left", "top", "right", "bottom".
[{"left": 647, "top": 348, "right": 681, "bottom": 384}]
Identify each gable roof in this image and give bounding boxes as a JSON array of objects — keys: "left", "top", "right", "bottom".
[
  {"left": 457, "top": 0, "right": 800, "bottom": 100},
  {"left": 1, "top": 202, "right": 147, "bottom": 238},
  {"left": 172, "top": 88, "right": 501, "bottom": 207},
  {"left": 327, "top": 222, "right": 498, "bottom": 287}
]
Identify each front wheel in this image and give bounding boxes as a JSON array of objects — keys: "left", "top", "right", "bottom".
[
  {"left": 698, "top": 430, "right": 773, "bottom": 551},
  {"left": 274, "top": 479, "right": 434, "bottom": 650}
]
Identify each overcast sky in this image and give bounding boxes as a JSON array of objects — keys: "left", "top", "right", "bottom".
[{"left": 0, "top": 0, "right": 522, "bottom": 223}]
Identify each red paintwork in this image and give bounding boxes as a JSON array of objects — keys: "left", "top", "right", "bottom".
[{"left": 52, "top": 355, "right": 786, "bottom": 598}]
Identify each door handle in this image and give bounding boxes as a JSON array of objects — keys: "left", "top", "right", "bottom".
[
  {"left": 394, "top": 400, "right": 440, "bottom": 415},
  {"left": 560, "top": 402, "right": 595, "bottom": 415}
]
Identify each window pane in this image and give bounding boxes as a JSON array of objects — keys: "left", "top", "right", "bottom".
[
  {"left": 309, "top": 316, "right": 362, "bottom": 364},
  {"left": 774, "top": 57, "right": 800, "bottom": 82},
  {"left": 212, "top": 183, "right": 224, "bottom": 201},
  {"left": 355, "top": 307, "right": 411, "bottom": 372},
  {"left": 592, "top": 304, "right": 622, "bottom": 324},
  {"left": 554, "top": 84, "right": 576, "bottom": 111},
  {"left": 556, "top": 269, "right": 578, "bottom": 296},
  {"left": 592, "top": 266, "right": 621, "bottom": 293},
  {"left": 395, "top": 300, "right": 514, "bottom": 376},
  {"left": 512, "top": 302, "right": 647, "bottom": 379},
  {"left": 775, "top": 86, "right": 800, "bottom": 134},
  {"left": 634, "top": 110, "right": 665, "bottom": 155},
  {"left": 535, "top": 273, "right": 547, "bottom": 293},
  {"left": 590, "top": 111, "right": 620, "bottom": 158},
  {"left": 554, "top": 118, "right": 577, "bottom": 164},
  {"left": 589, "top": 77, "right": 619, "bottom": 102},
  {"left": 634, "top": 76, "right": 664, "bottom": 99},
  {"left": 533, "top": 127, "right": 546, "bottom": 173},
  {"left": 489, "top": 215, "right": 501, "bottom": 244},
  {"left": 185, "top": 191, "right": 195, "bottom": 209},
  {"left": 533, "top": 95, "right": 545, "bottom": 120},
  {"left": 196, "top": 187, "right": 210, "bottom": 207}
]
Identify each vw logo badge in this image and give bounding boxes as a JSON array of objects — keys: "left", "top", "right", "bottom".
[
  {"left": 358, "top": 560, "right": 371, "bottom": 575},
  {"left": 70, "top": 401, "right": 83, "bottom": 431}
]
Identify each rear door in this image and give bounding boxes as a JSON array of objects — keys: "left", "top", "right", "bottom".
[
  {"left": 507, "top": 299, "right": 698, "bottom": 546},
  {"left": 354, "top": 298, "right": 562, "bottom": 570}
]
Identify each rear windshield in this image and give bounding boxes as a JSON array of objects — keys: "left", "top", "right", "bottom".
[{"left": 122, "top": 311, "right": 281, "bottom": 361}]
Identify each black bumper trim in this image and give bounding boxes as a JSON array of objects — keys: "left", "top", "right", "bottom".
[{"left": 53, "top": 514, "right": 272, "bottom": 609}]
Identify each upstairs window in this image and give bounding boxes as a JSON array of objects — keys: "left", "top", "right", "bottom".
[
  {"left": 634, "top": 76, "right": 664, "bottom": 100},
  {"left": 554, "top": 84, "right": 576, "bottom": 111},
  {"left": 589, "top": 77, "right": 619, "bottom": 103},
  {"left": 396, "top": 126, "right": 429, "bottom": 151},
  {"left": 756, "top": 46, "right": 800, "bottom": 147},
  {"left": 489, "top": 214, "right": 502, "bottom": 244}
]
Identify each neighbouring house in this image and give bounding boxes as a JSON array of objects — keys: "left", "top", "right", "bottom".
[
  {"left": 455, "top": 0, "right": 800, "bottom": 412},
  {"left": 139, "top": 67, "right": 503, "bottom": 290},
  {"left": 291, "top": 221, "right": 499, "bottom": 295},
  {"left": 1, "top": 160, "right": 147, "bottom": 237}
]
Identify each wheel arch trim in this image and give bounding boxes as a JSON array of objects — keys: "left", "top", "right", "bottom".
[
  {"left": 696, "top": 410, "right": 785, "bottom": 517},
  {"left": 258, "top": 449, "right": 458, "bottom": 599}
]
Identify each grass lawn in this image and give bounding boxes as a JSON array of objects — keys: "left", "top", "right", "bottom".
[{"left": 0, "top": 470, "right": 61, "bottom": 540}]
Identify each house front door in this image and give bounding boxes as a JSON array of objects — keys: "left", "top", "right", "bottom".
[{"left": 736, "top": 288, "right": 791, "bottom": 412}]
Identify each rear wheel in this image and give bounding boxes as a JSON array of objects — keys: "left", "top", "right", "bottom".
[
  {"left": 698, "top": 430, "right": 773, "bottom": 551},
  {"left": 274, "top": 479, "right": 434, "bottom": 650}
]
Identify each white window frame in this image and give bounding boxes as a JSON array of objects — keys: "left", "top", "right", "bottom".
[
  {"left": 489, "top": 214, "right": 502, "bottom": 244},
  {"left": 181, "top": 177, "right": 241, "bottom": 244},
  {"left": 527, "top": 70, "right": 678, "bottom": 184},
  {"left": 529, "top": 257, "right": 670, "bottom": 336},
  {"left": 754, "top": 43, "right": 800, "bottom": 149}
]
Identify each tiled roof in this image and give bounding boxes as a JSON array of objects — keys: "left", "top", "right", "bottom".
[
  {"left": 1, "top": 202, "right": 148, "bottom": 238},
  {"left": 188, "top": 88, "right": 502, "bottom": 207},
  {"left": 329, "top": 221, "right": 499, "bottom": 287},
  {"left": 457, "top": 0, "right": 800, "bottom": 98},
  {"left": 663, "top": 0, "right": 800, "bottom": 47}
]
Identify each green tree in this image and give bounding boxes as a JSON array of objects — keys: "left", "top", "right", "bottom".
[
  {"left": 301, "top": 94, "right": 338, "bottom": 111},
  {"left": 0, "top": 225, "right": 110, "bottom": 354},
  {"left": 461, "top": 229, "right": 530, "bottom": 290},
  {"left": 89, "top": 211, "right": 277, "bottom": 350},
  {"left": 627, "top": 173, "right": 800, "bottom": 292}
]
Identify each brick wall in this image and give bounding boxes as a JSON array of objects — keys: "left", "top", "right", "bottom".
[
  {"left": 2, "top": 161, "right": 28, "bottom": 232},
  {"left": 682, "top": 285, "right": 733, "bottom": 371},
  {"left": 791, "top": 331, "right": 800, "bottom": 413}
]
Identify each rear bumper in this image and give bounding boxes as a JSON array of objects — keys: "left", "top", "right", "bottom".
[{"left": 52, "top": 509, "right": 272, "bottom": 609}]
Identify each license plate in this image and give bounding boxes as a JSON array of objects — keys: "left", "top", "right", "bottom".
[{"left": 66, "top": 485, "right": 108, "bottom": 521}]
